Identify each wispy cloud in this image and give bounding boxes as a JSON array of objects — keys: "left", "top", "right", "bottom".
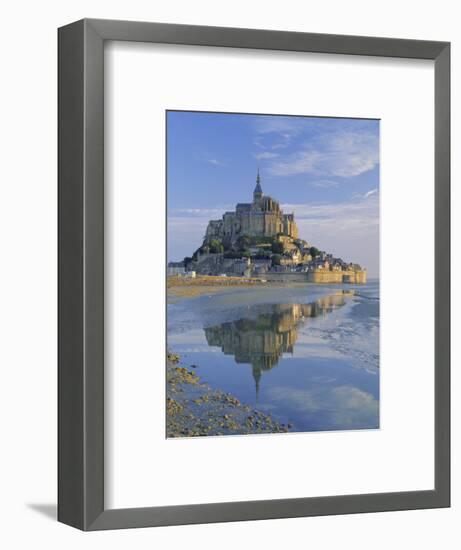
[
  {"left": 252, "top": 116, "right": 305, "bottom": 151},
  {"left": 253, "top": 116, "right": 305, "bottom": 136},
  {"left": 268, "top": 129, "right": 379, "bottom": 178},
  {"left": 251, "top": 117, "right": 379, "bottom": 180},
  {"left": 194, "top": 151, "right": 226, "bottom": 166},
  {"left": 352, "top": 188, "right": 378, "bottom": 200},
  {"left": 363, "top": 188, "right": 378, "bottom": 198},
  {"left": 253, "top": 151, "right": 279, "bottom": 161},
  {"left": 252, "top": 137, "right": 264, "bottom": 149},
  {"left": 309, "top": 179, "right": 339, "bottom": 188},
  {"left": 282, "top": 192, "right": 379, "bottom": 231},
  {"left": 169, "top": 206, "right": 230, "bottom": 218},
  {"left": 271, "top": 142, "right": 290, "bottom": 150}
]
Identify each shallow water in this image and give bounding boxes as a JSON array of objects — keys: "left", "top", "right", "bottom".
[{"left": 168, "top": 280, "right": 379, "bottom": 433}]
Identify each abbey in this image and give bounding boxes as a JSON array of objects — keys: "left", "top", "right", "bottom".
[
  {"left": 170, "top": 169, "right": 367, "bottom": 284},
  {"left": 204, "top": 170, "right": 298, "bottom": 247}
]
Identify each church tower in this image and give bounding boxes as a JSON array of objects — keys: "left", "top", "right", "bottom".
[{"left": 253, "top": 168, "right": 263, "bottom": 202}]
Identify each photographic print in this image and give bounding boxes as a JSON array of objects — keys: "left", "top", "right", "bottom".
[{"left": 166, "top": 111, "right": 379, "bottom": 438}]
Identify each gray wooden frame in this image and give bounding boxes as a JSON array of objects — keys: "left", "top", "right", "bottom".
[{"left": 58, "top": 18, "right": 450, "bottom": 530}]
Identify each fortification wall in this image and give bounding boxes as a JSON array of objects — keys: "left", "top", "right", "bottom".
[
  {"left": 192, "top": 253, "right": 367, "bottom": 284},
  {"left": 263, "top": 272, "right": 309, "bottom": 283},
  {"left": 307, "top": 270, "right": 367, "bottom": 284}
]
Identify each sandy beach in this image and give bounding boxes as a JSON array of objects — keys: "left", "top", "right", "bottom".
[{"left": 167, "top": 275, "right": 267, "bottom": 302}]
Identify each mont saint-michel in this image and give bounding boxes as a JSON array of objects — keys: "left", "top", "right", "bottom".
[
  {"left": 169, "top": 170, "right": 367, "bottom": 284},
  {"left": 166, "top": 110, "right": 379, "bottom": 439}
]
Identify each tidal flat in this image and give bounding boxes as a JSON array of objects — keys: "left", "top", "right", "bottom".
[
  {"left": 167, "top": 280, "right": 380, "bottom": 437},
  {"left": 167, "top": 275, "right": 267, "bottom": 303}
]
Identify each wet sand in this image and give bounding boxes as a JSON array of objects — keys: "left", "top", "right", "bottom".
[{"left": 167, "top": 275, "right": 267, "bottom": 302}]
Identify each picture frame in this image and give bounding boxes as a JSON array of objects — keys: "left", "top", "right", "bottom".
[{"left": 58, "top": 18, "right": 450, "bottom": 530}]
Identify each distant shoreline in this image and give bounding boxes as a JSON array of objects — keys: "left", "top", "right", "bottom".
[{"left": 167, "top": 274, "right": 377, "bottom": 303}]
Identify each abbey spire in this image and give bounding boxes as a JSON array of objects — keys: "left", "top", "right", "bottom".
[{"left": 253, "top": 167, "right": 263, "bottom": 202}]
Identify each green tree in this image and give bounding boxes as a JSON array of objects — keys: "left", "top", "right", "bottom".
[
  {"left": 209, "top": 239, "right": 224, "bottom": 254},
  {"left": 183, "top": 256, "right": 192, "bottom": 266},
  {"left": 309, "top": 246, "right": 320, "bottom": 258},
  {"left": 271, "top": 254, "right": 282, "bottom": 266}
]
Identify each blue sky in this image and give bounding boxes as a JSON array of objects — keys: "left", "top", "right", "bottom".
[{"left": 167, "top": 111, "right": 380, "bottom": 277}]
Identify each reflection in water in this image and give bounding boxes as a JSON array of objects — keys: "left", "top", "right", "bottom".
[
  {"left": 205, "top": 292, "right": 354, "bottom": 398},
  {"left": 169, "top": 282, "right": 379, "bottom": 432}
]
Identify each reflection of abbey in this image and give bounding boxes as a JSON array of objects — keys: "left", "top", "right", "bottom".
[
  {"left": 205, "top": 294, "right": 350, "bottom": 397},
  {"left": 169, "top": 170, "right": 366, "bottom": 284},
  {"left": 205, "top": 169, "right": 299, "bottom": 246}
]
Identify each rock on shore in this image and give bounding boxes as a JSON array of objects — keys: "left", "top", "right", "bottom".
[{"left": 166, "top": 352, "right": 290, "bottom": 438}]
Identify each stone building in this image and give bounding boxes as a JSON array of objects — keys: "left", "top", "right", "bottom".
[{"left": 204, "top": 170, "right": 299, "bottom": 247}]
